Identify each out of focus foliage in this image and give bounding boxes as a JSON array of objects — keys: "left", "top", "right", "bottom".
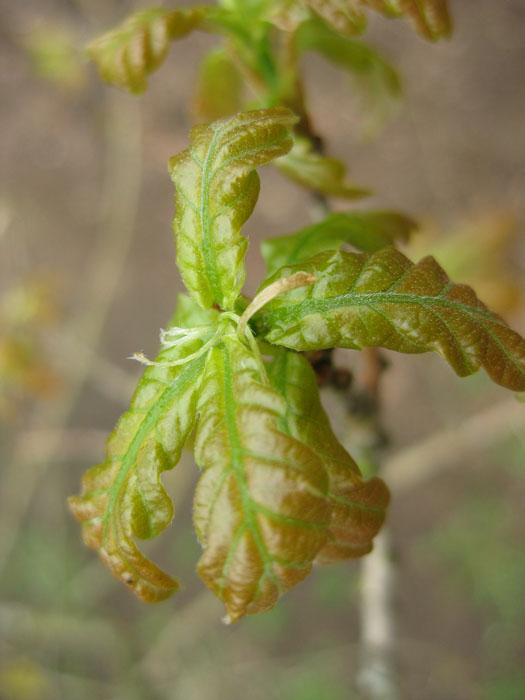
[
  {"left": 0, "top": 279, "right": 59, "bottom": 420},
  {"left": 408, "top": 211, "right": 523, "bottom": 316},
  {"left": 24, "top": 26, "right": 85, "bottom": 91}
]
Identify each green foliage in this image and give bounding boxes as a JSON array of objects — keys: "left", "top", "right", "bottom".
[
  {"left": 362, "top": 0, "right": 452, "bottom": 41},
  {"left": 25, "top": 26, "right": 85, "bottom": 90},
  {"left": 295, "top": 16, "right": 402, "bottom": 132},
  {"left": 70, "top": 111, "right": 393, "bottom": 620},
  {"left": 69, "top": 342, "right": 208, "bottom": 602},
  {"left": 193, "top": 49, "right": 244, "bottom": 122},
  {"left": 193, "top": 333, "right": 332, "bottom": 622},
  {"left": 266, "top": 349, "right": 389, "bottom": 562},
  {"left": 71, "top": 0, "right": 525, "bottom": 624},
  {"left": 169, "top": 108, "right": 297, "bottom": 310},
  {"left": 255, "top": 247, "right": 525, "bottom": 390},
  {"left": 87, "top": 8, "right": 209, "bottom": 93},
  {"left": 276, "top": 137, "right": 370, "bottom": 198},
  {"left": 262, "top": 210, "right": 417, "bottom": 275},
  {"left": 288, "top": 0, "right": 451, "bottom": 41},
  {"left": 303, "top": 0, "right": 368, "bottom": 37},
  {"left": 85, "top": 1, "right": 401, "bottom": 189}
]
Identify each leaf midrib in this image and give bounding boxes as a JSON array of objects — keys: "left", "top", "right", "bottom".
[
  {"left": 262, "top": 290, "right": 506, "bottom": 328},
  {"left": 200, "top": 125, "right": 223, "bottom": 304},
  {"left": 102, "top": 353, "right": 207, "bottom": 545},
  {"left": 220, "top": 342, "right": 281, "bottom": 594}
]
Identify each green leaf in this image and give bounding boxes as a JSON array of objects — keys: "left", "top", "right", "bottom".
[
  {"left": 303, "top": 0, "right": 368, "bottom": 36},
  {"left": 192, "top": 48, "right": 244, "bottom": 123},
  {"left": 267, "top": 349, "right": 389, "bottom": 562},
  {"left": 69, "top": 341, "right": 208, "bottom": 602},
  {"left": 296, "top": 1, "right": 451, "bottom": 41},
  {"left": 169, "top": 108, "right": 297, "bottom": 310},
  {"left": 254, "top": 247, "right": 525, "bottom": 391},
  {"left": 87, "top": 8, "right": 209, "bottom": 94},
  {"left": 296, "top": 17, "right": 401, "bottom": 135},
  {"left": 361, "top": 0, "right": 452, "bottom": 41},
  {"left": 262, "top": 210, "right": 417, "bottom": 275},
  {"left": 193, "top": 333, "right": 332, "bottom": 622},
  {"left": 218, "top": 0, "right": 277, "bottom": 21},
  {"left": 171, "top": 292, "right": 220, "bottom": 328},
  {"left": 276, "top": 137, "right": 370, "bottom": 198}
]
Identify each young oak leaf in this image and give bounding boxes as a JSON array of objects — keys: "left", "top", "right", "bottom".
[
  {"left": 169, "top": 108, "right": 297, "bottom": 311},
  {"left": 262, "top": 210, "right": 417, "bottom": 275},
  {"left": 171, "top": 292, "right": 220, "bottom": 329},
  {"left": 193, "top": 333, "right": 332, "bottom": 623},
  {"left": 87, "top": 7, "right": 209, "bottom": 94},
  {"left": 360, "top": 0, "right": 451, "bottom": 41},
  {"left": 68, "top": 340, "right": 208, "bottom": 602},
  {"left": 303, "top": 0, "right": 368, "bottom": 36},
  {"left": 267, "top": 348, "right": 389, "bottom": 562},
  {"left": 254, "top": 247, "right": 525, "bottom": 392},
  {"left": 192, "top": 49, "right": 244, "bottom": 123},
  {"left": 276, "top": 137, "right": 369, "bottom": 199},
  {"left": 295, "top": 18, "right": 401, "bottom": 136}
]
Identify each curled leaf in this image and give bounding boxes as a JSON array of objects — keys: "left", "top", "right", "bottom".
[
  {"left": 267, "top": 349, "right": 389, "bottom": 561},
  {"left": 87, "top": 8, "right": 208, "bottom": 93},
  {"left": 169, "top": 108, "right": 297, "bottom": 310},
  {"left": 303, "top": 0, "right": 368, "bottom": 36},
  {"left": 276, "top": 137, "right": 369, "bottom": 198},
  {"left": 262, "top": 210, "right": 417, "bottom": 275},
  {"left": 361, "top": 0, "right": 451, "bottom": 41},
  {"left": 296, "top": 18, "right": 401, "bottom": 135},
  {"left": 407, "top": 211, "right": 522, "bottom": 317},
  {"left": 193, "top": 334, "right": 332, "bottom": 622},
  {"left": 192, "top": 48, "right": 244, "bottom": 123},
  {"left": 69, "top": 342, "right": 208, "bottom": 602},
  {"left": 255, "top": 247, "right": 525, "bottom": 391}
]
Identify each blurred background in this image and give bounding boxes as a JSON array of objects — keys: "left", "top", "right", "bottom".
[{"left": 0, "top": 0, "right": 524, "bottom": 698}]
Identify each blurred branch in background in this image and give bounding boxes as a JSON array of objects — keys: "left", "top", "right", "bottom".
[
  {"left": 0, "top": 91, "right": 142, "bottom": 574},
  {"left": 384, "top": 398, "right": 525, "bottom": 494}
]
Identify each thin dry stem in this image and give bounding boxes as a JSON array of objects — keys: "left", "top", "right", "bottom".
[{"left": 238, "top": 271, "right": 317, "bottom": 339}]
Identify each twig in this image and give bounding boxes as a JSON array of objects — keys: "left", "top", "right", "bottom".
[
  {"left": 356, "top": 530, "right": 401, "bottom": 700},
  {"left": 304, "top": 162, "right": 399, "bottom": 696},
  {"left": 383, "top": 397, "right": 524, "bottom": 494}
]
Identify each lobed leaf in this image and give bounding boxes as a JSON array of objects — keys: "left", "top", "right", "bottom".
[
  {"left": 262, "top": 210, "right": 417, "bottom": 275},
  {"left": 298, "top": 1, "right": 451, "bottom": 41},
  {"left": 219, "top": 0, "right": 277, "bottom": 21},
  {"left": 407, "top": 212, "right": 522, "bottom": 317},
  {"left": 254, "top": 247, "right": 525, "bottom": 391},
  {"left": 192, "top": 49, "right": 244, "bottom": 123},
  {"left": 69, "top": 341, "right": 208, "bottom": 602},
  {"left": 193, "top": 333, "right": 332, "bottom": 622},
  {"left": 171, "top": 292, "right": 220, "bottom": 328},
  {"left": 296, "top": 18, "right": 401, "bottom": 135},
  {"left": 169, "top": 108, "right": 297, "bottom": 310},
  {"left": 303, "top": 0, "right": 368, "bottom": 36},
  {"left": 267, "top": 348, "right": 389, "bottom": 562},
  {"left": 277, "top": 137, "right": 369, "bottom": 199},
  {"left": 360, "top": 0, "right": 451, "bottom": 41},
  {"left": 87, "top": 8, "right": 209, "bottom": 94}
]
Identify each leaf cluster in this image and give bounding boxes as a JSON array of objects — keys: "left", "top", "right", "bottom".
[
  {"left": 86, "top": 0, "right": 451, "bottom": 195},
  {"left": 71, "top": 0, "right": 525, "bottom": 622},
  {"left": 70, "top": 109, "right": 525, "bottom": 622}
]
